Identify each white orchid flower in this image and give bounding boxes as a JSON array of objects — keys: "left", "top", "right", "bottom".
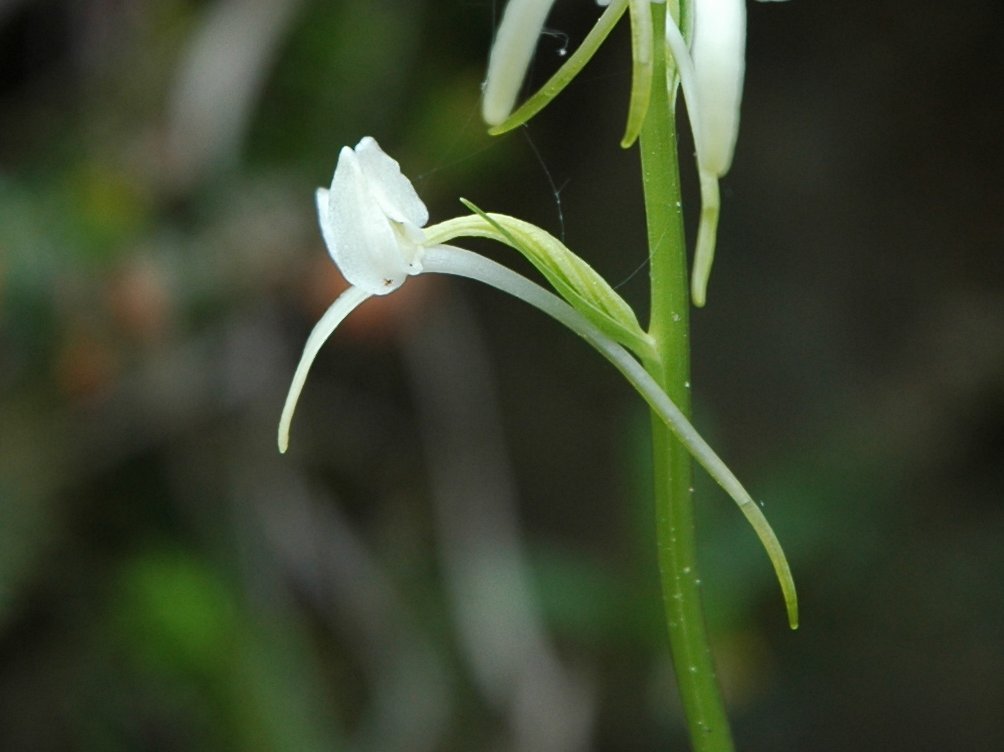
[{"left": 277, "top": 137, "right": 796, "bottom": 627}]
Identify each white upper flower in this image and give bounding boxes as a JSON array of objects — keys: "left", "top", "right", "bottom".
[
  {"left": 318, "top": 136, "right": 429, "bottom": 295},
  {"left": 690, "top": 0, "right": 746, "bottom": 176},
  {"left": 655, "top": 0, "right": 746, "bottom": 179},
  {"left": 677, "top": 0, "right": 787, "bottom": 173}
]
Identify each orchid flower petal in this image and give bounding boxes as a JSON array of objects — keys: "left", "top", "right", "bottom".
[
  {"left": 664, "top": 2, "right": 745, "bottom": 306},
  {"left": 691, "top": 0, "right": 746, "bottom": 176},
  {"left": 278, "top": 285, "right": 372, "bottom": 453},
  {"left": 324, "top": 140, "right": 426, "bottom": 295},
  {"left": 664, "top": 0, "right": 746, "bottom": 175},
  {"left": 353, "top": 136, "right": 429, "bottom": 229},
  {"left": 663, "top": 9, "right": 705, "bottom": 159},
  {"left": 315, "top": 187, "right": 338, "bottom": 257}
]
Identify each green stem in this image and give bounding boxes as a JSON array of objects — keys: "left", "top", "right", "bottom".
[{"left": 639, "top": 4, "right": 735, "bottom": 750}]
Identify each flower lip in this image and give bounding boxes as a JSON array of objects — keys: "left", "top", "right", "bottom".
[{"left": 321, "top": 137, "right": 428, "bottom": 296}]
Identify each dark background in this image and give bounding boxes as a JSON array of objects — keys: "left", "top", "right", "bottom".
[{"left": 1, "top": 1, "right": 1002, "bottom": 750}]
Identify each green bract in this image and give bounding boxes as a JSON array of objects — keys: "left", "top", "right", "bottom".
[
  {"left": 622, "top": 0, "right": 655, "bottom": 147},
  {"left": 426, "top": 206, "right": 654, "bottom": 360}
]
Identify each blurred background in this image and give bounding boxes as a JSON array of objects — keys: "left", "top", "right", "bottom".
[{"left": 1, "top": 0, "right": 1002, "bottom": 750}]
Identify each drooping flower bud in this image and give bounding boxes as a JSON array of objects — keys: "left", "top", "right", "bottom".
[
  {"left": 481, "top": 0, "right": 558, "bottom": 127},
  {"left": 690, "top": 0, "right": 746, "bottom": 176}
]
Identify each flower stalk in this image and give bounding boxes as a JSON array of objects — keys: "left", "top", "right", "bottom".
[{"left": 640, "top": 4, "right": 735, "bottom": 748}]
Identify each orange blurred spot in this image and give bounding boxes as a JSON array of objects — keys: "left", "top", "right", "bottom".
[
  {"left": 105, "top": 257, "right": 173, "bottom": 343},
  {"left": 299, "top": 255, "right": 438, "bottom": 345},
  {"left": 56, "top": 328, "right": 120, "bottom": 400}
]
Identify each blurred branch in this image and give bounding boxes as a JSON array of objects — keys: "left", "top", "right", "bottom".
[
  {"left": 165, "top": 0, "right": 305, "bottom": 189},
  {"left": 249, "top": 466, "right": 452, "bottom": 752},
  {"left": 401, "top": 289, "right": 595, "bottom": 752},
  {"left": 0, "top": 0, "right": 29, "bottom": 24}
]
